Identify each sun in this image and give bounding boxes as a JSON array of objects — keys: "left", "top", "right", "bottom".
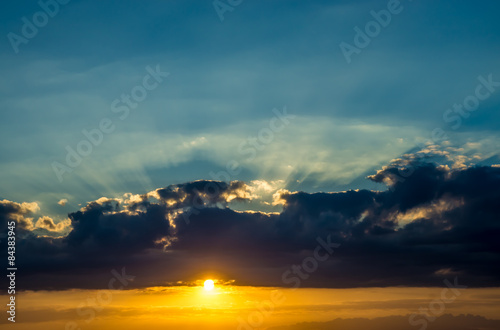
[{"left": 204, "top": 279, "right": 215, "bottom": 291}]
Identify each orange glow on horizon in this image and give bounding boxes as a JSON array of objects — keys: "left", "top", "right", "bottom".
[{"left": 5, "top": 286, "right": 500, "bottom": 330}]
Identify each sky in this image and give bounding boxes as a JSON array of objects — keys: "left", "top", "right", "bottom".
[{"left": 1, "top": 0, "right": 500, "bottom": 329}]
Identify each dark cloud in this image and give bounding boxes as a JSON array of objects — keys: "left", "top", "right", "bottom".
[
  {"left": 4, "top": 162, "right": 500, "bottom": 290},
  {"left": 66, "top": 202, "right": 170, "bottom": 255},
  {"left": 155, "top": 180, "right": 250, "bottom": 207}
]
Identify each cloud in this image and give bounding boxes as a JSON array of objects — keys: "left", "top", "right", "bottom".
[
  {"left": 34, "top": 216, "right": 72, "bottom": 234},
  {"left": 4, "top": 159, "right": 500, "bottom": 290},
  {"left": 0, "top": 200, "right": 73, "bottom": 240},
  {"left": 58, "top": 199, "right": 68, "bottom": 206},
  {"left": 0, "top": 199, "right": 39, "bottom": 231}
]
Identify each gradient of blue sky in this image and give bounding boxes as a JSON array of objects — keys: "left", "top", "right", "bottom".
[{"left": 1, "top": 0, "right": 500, "bottom": 219}]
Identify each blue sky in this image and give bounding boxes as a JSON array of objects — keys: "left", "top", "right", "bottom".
[{"left": 1, "top": 0, "right": 500, "bottom": 219}]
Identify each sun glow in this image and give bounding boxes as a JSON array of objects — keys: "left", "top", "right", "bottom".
[{"left": 204, "top": 279, "right": 215, "bottom": 291}]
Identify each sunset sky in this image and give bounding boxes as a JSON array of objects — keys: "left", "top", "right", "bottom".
[{"left": 1, "top": 0, "right": 500, "bottom": 329}]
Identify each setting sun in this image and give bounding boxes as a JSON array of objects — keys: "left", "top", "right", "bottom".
[{"left": 204, "top": 279, "right": 215, "bottom": 291}]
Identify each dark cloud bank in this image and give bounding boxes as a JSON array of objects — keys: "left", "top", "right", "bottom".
[{"left": 1, "top": 161, "right": 500, "bottom": 290}]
